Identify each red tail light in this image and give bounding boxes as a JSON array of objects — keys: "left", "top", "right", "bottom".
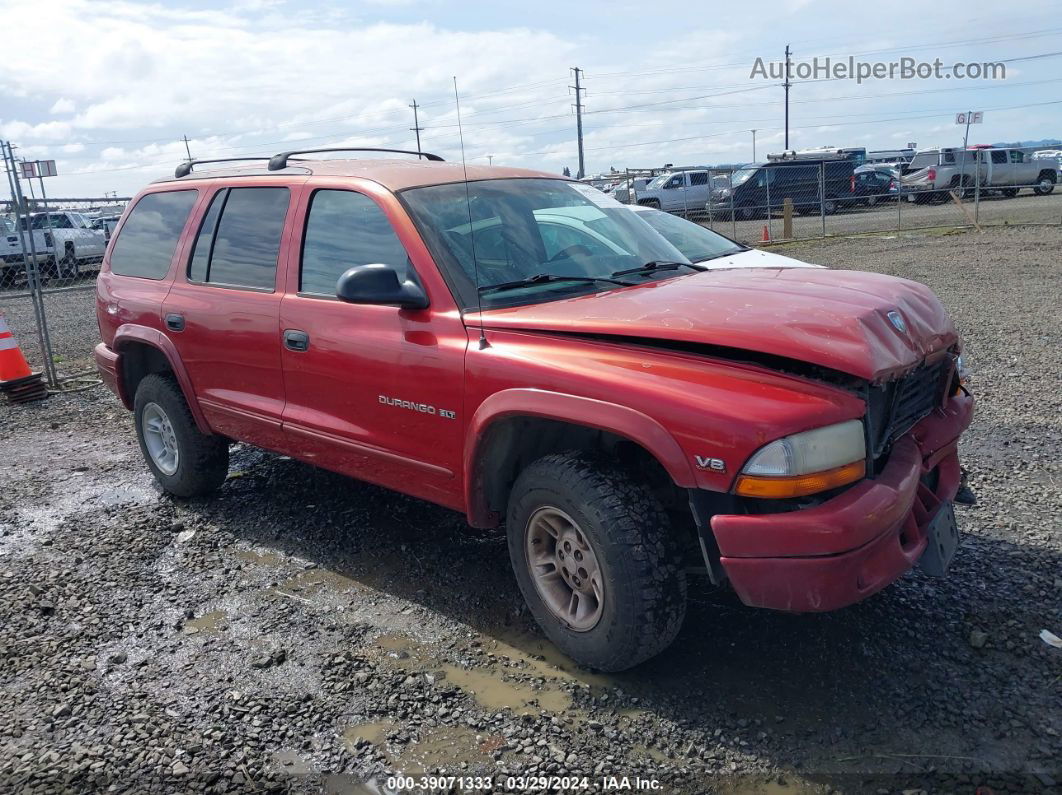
[
  {"left": 926, "top": 168, "right": 936, "bottom": 181},
  {"left": 850, "top": 175, "right": 855, "bottom": 193},
  {"left": 888, "top": 180, "right": 896, "bottom": 190}
]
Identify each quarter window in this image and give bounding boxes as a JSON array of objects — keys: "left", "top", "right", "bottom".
[
  {"left": 109, "top": 190, "right": 198, "bottom": 280},
  {"left": 300, "top": 190, "right": 410, "bottom": 296},
  {"left": 187, "top": 187, "right": 289, "bottom": 290}
]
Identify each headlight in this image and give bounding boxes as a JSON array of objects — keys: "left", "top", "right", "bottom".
[
  {"left": 735, "top": 419, "right": 866, "bottom": 499},
  {"left": 956, "top": 353, "right": 969, "bottom": 384}
]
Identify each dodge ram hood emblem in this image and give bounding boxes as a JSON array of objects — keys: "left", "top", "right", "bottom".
[{"left": 887, "top": 310, "right": 907, "bottom": 334}]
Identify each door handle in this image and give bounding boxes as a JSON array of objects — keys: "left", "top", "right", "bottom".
[
  {"left": 165, "top": 313, "right": 185, "bottom": 332},
  {"left": 283, "top": 329, "right": 310, "bottom": 352}
]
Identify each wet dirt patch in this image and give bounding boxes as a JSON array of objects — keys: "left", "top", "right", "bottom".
[
  {"left": 439, "top": 663, "right": 571, "bottom": 715},
  {"left": 182, "top": 609, "right": 227, "bottom": 636},
  {"left": 342, "top": 720, "right": 397, "bottom": 755}
]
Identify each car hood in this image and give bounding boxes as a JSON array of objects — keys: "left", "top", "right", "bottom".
[
  {"left": 473, "top": 268, "right": 957, "bottom": 383},
  {"left": 698, "top": 248, "right": 823, "bottom": 271}
]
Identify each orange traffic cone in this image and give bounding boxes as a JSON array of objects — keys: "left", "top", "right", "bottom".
[
  {"left": 0, "top": 314, "right": 47, "bottom": 403},
  {"left": 760, "top": 225, "right": 771, "bottom": 243}
]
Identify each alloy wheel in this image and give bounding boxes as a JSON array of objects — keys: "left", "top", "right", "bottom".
[{"left": 524, "top": 506, "right": 604, "bottom": 631}]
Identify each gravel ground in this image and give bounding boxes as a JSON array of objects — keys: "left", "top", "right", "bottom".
[{"left": 1, "top": 224, "right": 1060, "bottom": 794}]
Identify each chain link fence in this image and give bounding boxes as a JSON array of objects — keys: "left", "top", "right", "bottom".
[
  {"left": 2, "top": 141, "right": 127, "bottom": 391},
  {"left": 609, "top": 153, "right": 1062, "bottom": 244},
  {"left": 3, "top": 140, "right": 1061, "bottom": 396}
]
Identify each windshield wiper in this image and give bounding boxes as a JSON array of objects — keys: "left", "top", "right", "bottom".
[
  {"left": 611, "top": 260, "right": 706, "bottom": 278},
  {"left": 478, "top": 273, "right": 636, "bottom": 295}
]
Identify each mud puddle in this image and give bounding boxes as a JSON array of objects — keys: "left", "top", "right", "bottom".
[
  {"left": 341, "top": 721, "right": 495, "bottom": 774},
  {"left": 342, "top": 720, "right": 396, "bottom": 753},
  {"left": 368, "top": 628, "right": 624, "bottom": 717},
  {"left": 182, "top": 609, "right": 227, "bottom": 636}
]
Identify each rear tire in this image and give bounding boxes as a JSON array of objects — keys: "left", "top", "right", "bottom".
[
  {"left": 506, "top": 452, "right": 687, "bottom": 672},
  {"left": 1034, "top": 173, "right": 1056, "bottom": 195},
  {"left": 58, "top": 247, "right": 80, "bottom": 280},
  {"left": 133, "top": 373, "right": 228, "bottom": 497}
]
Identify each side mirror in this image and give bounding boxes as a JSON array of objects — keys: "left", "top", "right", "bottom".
[{"left": 335, "top": 263, "right": 429, "bottom": 310}]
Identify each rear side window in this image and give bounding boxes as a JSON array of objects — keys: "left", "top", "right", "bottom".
[
  {"left": 187, "top": 187, "right": 289, "bottom": 290},
  {"left": 300, "top": 190, "right": 410, "bottom": 296},
  {"left": 689, "top": 172, "right": 708, "bottom": 186},
  {"left": 110, "top": 190, "right": 198, "bottom": 280}
]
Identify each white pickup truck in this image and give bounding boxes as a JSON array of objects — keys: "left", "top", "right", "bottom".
[
  {"left": 901, "top": 147, "right": 1058, "bottom": 201},
  {"left": 3, "top": 211, "right": 108, "bottom": 280}
]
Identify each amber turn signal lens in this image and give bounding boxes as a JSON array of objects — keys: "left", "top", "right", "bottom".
[{"left": 734, "top": 459, "right": 866, "bottom": 499}]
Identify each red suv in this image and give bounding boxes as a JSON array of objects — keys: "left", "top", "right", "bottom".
[{"left": 95, "top": 149, "right": 973, "bottom": 671}]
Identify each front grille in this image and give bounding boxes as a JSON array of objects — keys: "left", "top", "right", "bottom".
[{"left": 866, "top": 357, "right": 954, "bottom": 460}]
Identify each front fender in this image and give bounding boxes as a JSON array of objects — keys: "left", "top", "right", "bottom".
[
  {"left": 463, "top": 387, "right": 697, "bottom": 527},
  {"left": 112, "top": 323, "right": 212, "bottom": 434}
]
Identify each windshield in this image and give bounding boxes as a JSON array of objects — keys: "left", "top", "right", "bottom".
[
  {"left": 402, "top": 178, "right": 691, "bottom": 309},
  {"left": 645, "top": 173, "right": 672, "bottom": 190},
  {"left": 634, "top": 208, "right": 744, "bottom": 263},
  {"left": 730, "top": 167, "right": 758, "bottom": 186},
  {"left": 1, "top": 218, "right": 12, "bottom": 234},
  {"left": 910, "top": 152, "right": 939, "bottom": 169}
]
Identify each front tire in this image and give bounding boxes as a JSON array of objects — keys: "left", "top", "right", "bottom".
[
  {"left": 506, "top": 452, "right": 687, "bottom": 672},
  {"left": 133, "top": 374, "right": 228, "bottom": 497}
]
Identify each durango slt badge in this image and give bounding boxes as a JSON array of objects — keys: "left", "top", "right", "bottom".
[{"left": 379, "top": 395, "right": 456, "bottom": 419}]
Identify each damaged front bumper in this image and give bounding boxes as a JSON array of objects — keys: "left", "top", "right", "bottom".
[{"left": 706, "top": 393, "right": 974, "bottom": 612}]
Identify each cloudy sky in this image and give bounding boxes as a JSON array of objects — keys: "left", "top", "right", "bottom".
[{"left": 2, "top": 0, "right": 1060, "bottom": 197}]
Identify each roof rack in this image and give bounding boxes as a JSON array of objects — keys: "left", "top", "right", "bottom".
[
  {"left": 175, "top": 157, "right": 291, "bottom": 179},
  {"left": 267, "top": 147, "right": 443, "bottom": 171}
]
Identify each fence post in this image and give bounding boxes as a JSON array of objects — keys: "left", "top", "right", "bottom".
[
  {"left": 766, "top": 170, "right": 772, "bottom": 240},
  {"left": 783, "top": 198, "right": 793, "bottom": 239},
  {"left": 2, "top": 141, "right": 59, "bottom": 387},
  {"left": 974, "top": 152, "right": 980, "bottom": 226},
  {"left": 730, "top": 168, "right": 737, "bottom": 241},
  {"left": 819, "top": 162, "right": 826, "bottom": 238},
  {"left": 897, "top": 180, "right": 903, "bottom": 231}
]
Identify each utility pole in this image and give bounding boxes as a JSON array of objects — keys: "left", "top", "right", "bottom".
[
  {"left": 750, "top": 129, "right": 758, "bottom": 161},
  {"left": 783, "top": 44, "right": 792, "bottom": 150},
  {"left": 409, "top": 100, "right": 423, "bottom": 153},
  {"left": 182, "top": 135, "right": 193, "bottom": 162},
  {"left": 487, "top": 155, "right": 493, "bottom": 166},
  {"left": 570, "top": 67, "right": 586, "bottom": 179}
]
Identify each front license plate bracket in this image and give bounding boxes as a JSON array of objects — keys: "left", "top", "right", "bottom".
[{"left": 917, "top": 501, "right": 959, "bottom": 577}]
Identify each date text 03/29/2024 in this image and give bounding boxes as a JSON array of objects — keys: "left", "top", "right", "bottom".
[{"left": 384, "top": 775, "right": 662, "bottom": 791}]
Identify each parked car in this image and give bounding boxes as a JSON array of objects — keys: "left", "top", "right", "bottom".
[
  {"left": 636, "top": 169, "right": 716, "bottom": 214},
  {"left": 17, "top": 211, "right": 108, "bottom": 278},
  {"left": 901, "top": 147, "right": 1057, "bottom": 200},
  {"left": 627, "top": 204, "right": 823, "bottom": 269},
  {"left": 96, "top": 151, "right": 973, "bottom": 671},
  {"left": 90, "top": 215, "right": 122, "bottom": 239},
  {"left": 706, "top": 157, "right": 857, "bottom": 220},
  {"left": 852, "top": 165, "right": 900, "bottom": 205},
  {"left": 611, "top": 177, "right": 653, "bottom": 204}
]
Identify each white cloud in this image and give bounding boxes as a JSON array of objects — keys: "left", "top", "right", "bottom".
[
  {"left": 0, "top": 0, "right": 1057, "bottom": 194},
  {"left": 50, "top": 97, "right": 76, "bottom": 114}
]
